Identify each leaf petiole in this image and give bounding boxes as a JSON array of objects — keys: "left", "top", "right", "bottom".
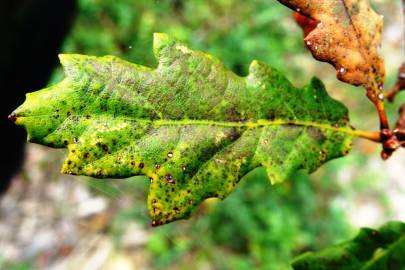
[{"left": 351, "top": 129, "right": 381, "bottom": 143}]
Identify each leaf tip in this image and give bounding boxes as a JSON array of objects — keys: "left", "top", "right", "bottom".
[
  {"left": 269, "top": 177, "right": 284, "bottom": 186},
  {"left": 153, "top": 32, "right": 171, "bottom": 55},
  {"left": 58, "top": 54, "right": 83, "bottom": 68},
  {"left": 58, "top": 53, "right": 69, "bottom": 64},
  {"left": 248, "top": 59, "right": 270, "bottom": 82},
  {"left": 7, "top": 111, "right": 17, "bottom": 123},
  {"left": 249, "top": 59, "right": 265, "bottom": 71},
  {"left": 58, "top": 53, "right": 91, "bottom": 79}
]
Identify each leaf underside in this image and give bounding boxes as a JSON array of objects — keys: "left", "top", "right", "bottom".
[
  {"left": 292, "top": 221, "right": 405, "bottom": 270},
  {"left": 13, "top": 33, "right": 352, "bottom": 225}
]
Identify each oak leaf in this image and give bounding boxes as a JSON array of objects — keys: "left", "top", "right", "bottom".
[
  {"left": 292, "top": 221, "right": 405, "bottom": 270},
  {"left": 279, "top": 0, "right": 385, "bottom": 91},
  {"left": 11, "top": 33, "right": 353, "bottom": 225}
]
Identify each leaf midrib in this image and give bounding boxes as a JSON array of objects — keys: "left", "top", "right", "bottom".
[{"left": 17, "top": 114, "right": 355, "bottom": 136}]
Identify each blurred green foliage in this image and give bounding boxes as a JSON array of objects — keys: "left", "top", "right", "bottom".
[
  {"left": 57, "top": 0, "right": 305, "bottom": 78},
  {"left": 104, "top": 166, "right": 353, "bottom": 270},
  {"left": 48, "top": 0, "right": 396, "bottom": 269}
]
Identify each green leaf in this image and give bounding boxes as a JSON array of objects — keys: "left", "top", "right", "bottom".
[
  {"left": 12, "top": 33, "right": 353, "bottom": 225},
  {"left": 292, "top": 221, "right": 405, "bottom": 270}
]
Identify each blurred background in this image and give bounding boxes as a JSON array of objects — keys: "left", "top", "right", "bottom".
[{"left": 0, "top": 0, "right": 404, "bottom": 269}]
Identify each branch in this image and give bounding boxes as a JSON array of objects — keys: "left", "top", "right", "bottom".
[
  {"left": 384, "top": 1, "right": 405, "bottom": 102},
  {"left": 384, "top": 63, "right": 405, "bottom": 102}
]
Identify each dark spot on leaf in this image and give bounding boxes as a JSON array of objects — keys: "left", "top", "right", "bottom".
[
  {"left": 165, "top": 173, "right": 175, "bottom": 183},
  {"left": 229, "top": 127, "right": 240, "bottom": 140},
  {"left": 151, "top": 220, "right": 160, "bottom": 227},
  {"left": 101, "top": 144, "right": 108, "bottom": 152}
]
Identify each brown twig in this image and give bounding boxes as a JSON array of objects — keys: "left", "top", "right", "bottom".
[
  {"left": 374, "top": 0, "right": 405, "bottom": 159},
  {"left": 384, "top": 1, "right": 405, "bottom": 102},
  {"left": 396, "top": 103, "right": 405, "bottom": 129},
  {"left": 384, "top": 63, "right": 405, "bottom": 102},
  {"left": 368, "top": 91, "right": 390, "bottom": 130},
  {"left": 378, "top": 104, "right": 405, "bottom": 160}
]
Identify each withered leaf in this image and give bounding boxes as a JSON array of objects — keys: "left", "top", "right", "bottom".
[{"left": 279, "top": 0, "right": 385, "bottom": 91}]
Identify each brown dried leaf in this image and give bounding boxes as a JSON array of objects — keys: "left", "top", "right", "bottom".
[
  {"left": 279, "top": 0, "right": 385, "bottom": 90},
  {"left": 293, "top": 12, "right": 317, "bottom": 37}
]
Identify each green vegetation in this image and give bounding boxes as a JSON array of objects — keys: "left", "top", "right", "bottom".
[
  {"left": 59, "top": 1, "right": 356, "bottom": 268},
  {"left": 292, "top": 221, "right": 405, "bottom": 270},
  {"left": 14, "top": 33, "right": 353, "bottom": 225},
  {"left": 9, "top": 0, "right": 402, "bottom": 269}
]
